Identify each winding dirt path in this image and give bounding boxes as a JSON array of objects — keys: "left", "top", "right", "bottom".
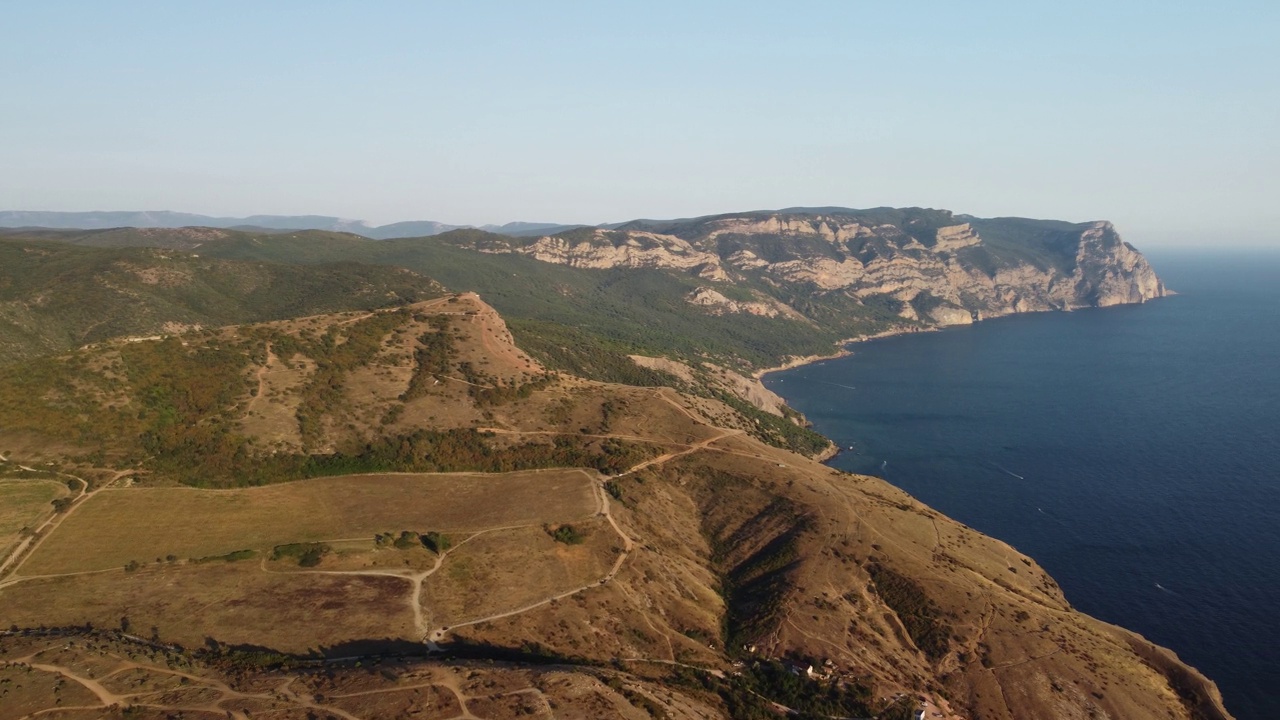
[
  {"left": 0, "top": 465, "right": 131, "bottom": 582},
  {"left": 242, "top": 341, "right": 277, "bottom": 417},
  {"left": 419, "top": 427, "right": 743, "bottom": 647},
  {"left": 2, "top": 379, "right": 748, "bottom": 677},
  {"left": 6, "top": 647, "right": 585, "bottom": 720},
  {"left": 421, "top": 477, "right": 633, "bottom": 646},
  {"left": 28, "top": 661, "right": 129, "bottom": 707}
]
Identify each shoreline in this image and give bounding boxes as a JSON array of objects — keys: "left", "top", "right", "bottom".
[
  {"left": 751, "top": 292, "right": 1241, "bottom": 719},
  {"left": 751, "top": 293, "right": 1176, "bottom": 383},
  {"left": 753, "top": 325, "right": 935, "bottom": 465},
  {"left": 750, "top": 297, "right": 1174, "bottom": 463},
  {"left": 752, "top": 325, "right": 936, "bottom": 382}
]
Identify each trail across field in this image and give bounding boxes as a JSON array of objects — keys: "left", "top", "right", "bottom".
[
  {"left": 0, "top": 633, "right": 532, "bottom": 720},
  {"left": 0, "top": 461, "right": 133, "bottom": 583},
  {"left": 0, "top": 387, "right": 750, "bottom": 665}
]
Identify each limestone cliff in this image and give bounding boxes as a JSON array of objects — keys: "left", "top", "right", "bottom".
[{"left": 456, "top": 208, "right": 1168, "bottom": 329}]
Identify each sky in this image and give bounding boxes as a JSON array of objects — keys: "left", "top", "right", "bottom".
[{"left": 2, "top": 1, "right": 1277, "bottom": 248}]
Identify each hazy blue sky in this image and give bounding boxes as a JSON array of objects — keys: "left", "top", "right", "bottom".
[{"left": 3, "top": 1, "right": 1277, "bottom": 247}]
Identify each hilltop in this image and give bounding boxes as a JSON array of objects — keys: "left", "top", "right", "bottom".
[{"left": 0, "top": 292, "right": 1228, "bottom": 719}]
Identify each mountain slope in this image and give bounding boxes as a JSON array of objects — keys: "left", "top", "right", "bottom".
[
  {"left": 1, "top": 207, "right": 1171, "bottom": 454},
  {"left": 0, "top": 297, "right": 1229, "bottom": 719},
  {"left": 0, "top": 236, "right": 443, "bottom": 364},
  {"left": 0, "top": 207, "right": 1172, "bottom": 462}
]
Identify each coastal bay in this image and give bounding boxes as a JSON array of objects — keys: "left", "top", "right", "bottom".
[{"left": 763, "top": 251, "right": 1280, "bottom": 720}]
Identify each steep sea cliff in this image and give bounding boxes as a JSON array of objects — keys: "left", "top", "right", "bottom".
[{"left": 457, "top": 208, "right": 1168, "bottom": 326}]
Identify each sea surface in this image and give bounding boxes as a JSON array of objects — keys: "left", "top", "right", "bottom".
[{"left": 762, "top": 251, "right": 1280, "bottom": 720}]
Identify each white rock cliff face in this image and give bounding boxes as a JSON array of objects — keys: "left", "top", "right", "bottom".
[
  {"left": 514, "top": 230, "right": 720, "bottom": 271},
  {"left": 1073, "top": 222, "right": 1167, "bottom": 306},
  {"left": 467, "top": 212, "right": 1167, "bottom": 326}
]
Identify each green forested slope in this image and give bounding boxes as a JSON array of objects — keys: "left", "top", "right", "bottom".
[{"left": 0, "top": 238, "right": 442, "bottom": 364}]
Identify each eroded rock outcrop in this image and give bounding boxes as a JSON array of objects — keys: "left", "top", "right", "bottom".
[{"left": 459, "top": 208, "right": 1167, "bottom": 326}]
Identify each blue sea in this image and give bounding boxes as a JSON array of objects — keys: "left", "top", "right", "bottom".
[{"left": 763, "top": 251, "right": 1280, "bottom": 720}]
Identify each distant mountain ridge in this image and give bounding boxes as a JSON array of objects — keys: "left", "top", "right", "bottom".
[
  {"left": 0, "top": 205, "right": 1170, "bottom": 372},
  {"left": 0, "top": 210, "right": 576, "bottom": 239},
  {"left": 0, "top": 210, "right": 373, "bottom": 234}
]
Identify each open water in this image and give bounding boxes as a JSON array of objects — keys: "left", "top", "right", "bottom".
[{"left": 762, "top": 251, "right": 1280, "bottom": 719}]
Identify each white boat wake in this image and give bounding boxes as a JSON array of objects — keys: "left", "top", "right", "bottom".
[{"left": 992, "top": 463, "right": 1025, "bottom": 480}]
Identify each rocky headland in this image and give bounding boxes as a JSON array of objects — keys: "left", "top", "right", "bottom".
[{"left": 453, "top": 207, "right": 1168, "bottom": 327}]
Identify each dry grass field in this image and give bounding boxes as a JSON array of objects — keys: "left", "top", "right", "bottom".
[
  {"left": 0, "top": 662, "right": 104, "bottom": 718},
  {"left": 19, "top": 469, "right": 596, "bottom": 575},
  {"left": 420, "top": 520, "right": 619, "bottom": 628},
  {"left": 0, "top": 562, "right": 417, "bottom": 652},
  {"left": 0, "top": 478, "right": 67, "bottom": 555},
  {"left": 237, "top": 349, "right": 313, "bottom": 450}
]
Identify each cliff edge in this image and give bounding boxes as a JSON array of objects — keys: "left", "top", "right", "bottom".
[{"left": 452, "top": 207, "right": 1168, "bottom": 328}]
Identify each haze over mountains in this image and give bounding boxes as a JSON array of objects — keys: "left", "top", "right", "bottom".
[{"left": 0, "top": 210, "right": 574, "bottom": 238}]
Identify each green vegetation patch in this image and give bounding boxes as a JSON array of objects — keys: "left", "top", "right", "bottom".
[
  {"left": 271, "top": 542, "right": 331, "bottom": 567},
  {"left": 421, "top": 531, "right": 451, "bottom": 554},
  {"left": 289, "top": 310, "right": 413, "bottom": 449},
  {"left": 191, "top": 549, "right": 257, "bottom": 564},
  {"left": 545, "top": 523, "right": 587, "bottom": 545},
  {"left": 129, "top": 335, "right": 254, "bottom": 459},
  {"left": 0, "top": 236, "right": 442, "bottom": 365},
  {"left": 698, "top": 475, "right": 811, "bottom": 652},
  {"left": 866, "top": 562, "right": 952, "bottom": 660},
  {"left": 192, "top": 232, "right": 892, "bottom": 374},
  {"left": 392, "top": 531, "right": 422, "bottom": 550},
  {"left": 401, "top": 316, "right": 456, "bottom": 401}
]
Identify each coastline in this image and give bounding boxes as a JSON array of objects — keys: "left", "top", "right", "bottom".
[
  {"left": 752, "top": 289, "right": 1240, "bottom": 720},
  {"left": 753, "top": 291, "right": 1176, "bottom": 384},
  {"left": 754, "top": 325, "right": 936, "bottom": 464},
  {"left": 752, "top": 325, "right": 936, "bottom": 382},
  {"left": 750, "top": 295, "right": 1178, "bottom": 465}
]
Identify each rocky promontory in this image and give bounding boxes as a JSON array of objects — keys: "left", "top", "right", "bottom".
[{"left": 454, "top": 207, "right": 1168, "bottom": 328}]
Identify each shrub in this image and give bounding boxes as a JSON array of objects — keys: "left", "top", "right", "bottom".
[
  {"left": 546, "top": 524, "right": 586, "bottom": 545},
  {"left": 271, "top": 542, "right": 331, "bottom": 567},
  {"left": 866, "top": 562, "right": 952, "bottom": 660},
  {"left": 422, "top": 531, "right": 451, "bottom": 554},
  {"left": 393, "top": 531, "right": 421, "bottom": 550}
]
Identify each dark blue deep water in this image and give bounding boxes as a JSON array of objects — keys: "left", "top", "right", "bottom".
[{"left": 763, "top": 251, "right": 1280, "bottom": 720}]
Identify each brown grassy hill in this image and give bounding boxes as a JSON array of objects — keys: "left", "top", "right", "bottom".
[{"left": 0, "top": 297, "right": 1230, "bottom": 719}]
